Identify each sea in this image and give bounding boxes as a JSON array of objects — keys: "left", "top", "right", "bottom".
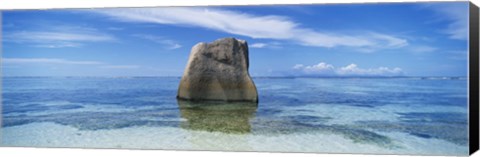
[{"left": 0, "top": 77, "right": 469, "bottom": 155}]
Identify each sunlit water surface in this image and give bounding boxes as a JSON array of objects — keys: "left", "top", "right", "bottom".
[{"left": 1, "top": 77, "right": 469, "bottom": 155}]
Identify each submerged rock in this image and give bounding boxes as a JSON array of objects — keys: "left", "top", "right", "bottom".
[
  {"left": 177, "top": 99, "right": 258, "bottom": 134},
  {"left": 177, "top": 38, "right": 258, "bottom": 102}
]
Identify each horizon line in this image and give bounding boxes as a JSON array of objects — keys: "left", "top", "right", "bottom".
[{"left": 2, "top": 76, "right": 468, "bottom": 78}]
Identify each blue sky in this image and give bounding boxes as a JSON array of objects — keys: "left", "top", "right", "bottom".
[{"left": 1, "top": 2, "right": 470, "bottom": 77}]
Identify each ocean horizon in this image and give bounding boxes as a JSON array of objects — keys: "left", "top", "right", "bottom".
[{"left": 1, "top": 76, "right": 469, "bottom": 79}]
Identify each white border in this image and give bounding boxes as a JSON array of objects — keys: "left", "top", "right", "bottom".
[{"left": 0, "top": 0, "right": 479, "bottom": 157}]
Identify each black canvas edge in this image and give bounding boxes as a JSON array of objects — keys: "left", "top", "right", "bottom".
[{"left": 470, "top": 1, "right": 480, "bottom": 155}]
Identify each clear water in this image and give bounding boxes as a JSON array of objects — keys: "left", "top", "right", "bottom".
[{"left": 0, "top": 77, "right": 469, "bottom": 155}]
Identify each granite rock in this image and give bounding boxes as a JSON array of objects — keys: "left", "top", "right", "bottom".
[{"left": 177, "top": 38, "right": 258, "bottom": 102}]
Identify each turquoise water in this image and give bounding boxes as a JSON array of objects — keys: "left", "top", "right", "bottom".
[{"left": 0, "top": 77, "right": 469, "bottom": 155}]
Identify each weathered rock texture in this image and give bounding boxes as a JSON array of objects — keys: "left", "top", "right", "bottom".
[{"left": 177, "top": 38, "right": 258, "bottom": 102}]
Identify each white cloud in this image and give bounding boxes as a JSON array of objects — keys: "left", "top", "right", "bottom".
[
  {"left": 90, "top": 8, "right": 407, "bottom": 51},
  {"left": 292, "top": 62, "right": 336, "bottom": 75},
  {"left": 132, "top": 34, "right": 182, "bottom": 50},
  {"left": 303, "top": 62, "right": 335, "bottom": 74},
  {"left": 370, "top": 33, "right": 408, "bottom": 48},
  {"left": 250, "top": 43, "right": 267, "bottom": 48},
  {"left": 293, "top": 64, "right": 304, "bottom": 69},
  {"left": 336, "top": 64, "right": 403, "bottom": 76},
  {"left": 2, "top": 58, "right": 103, "bottom": 65},
  {"left": 293, "top": 62, "right": 403, "bottom": 76},
  {"left": 4, "top": 26, "right": 116, "bottom": 48},
  {"left": 250, "top": 42, "right": 283, "bottom": 49},
  {"left": 426, "top": 3, "right": 468, "bottom": 40},
  {"left": 169, "top": 44, "right": 182, "bottom": 50}
]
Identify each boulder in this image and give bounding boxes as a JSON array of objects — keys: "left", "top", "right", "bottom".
[{"left": 177, "top": 38, "right": 258, "bottom": 102}]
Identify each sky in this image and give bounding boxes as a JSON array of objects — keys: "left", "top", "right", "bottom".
[{"left": 1, "top": 2, "right": 470, "bottom": 77}]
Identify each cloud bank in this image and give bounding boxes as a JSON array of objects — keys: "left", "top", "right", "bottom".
[{"left": 292, "top": 62, "right": 404, "bottom": 76}]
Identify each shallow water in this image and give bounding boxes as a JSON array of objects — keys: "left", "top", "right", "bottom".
[{"left": 0, "top": 77, "right": 469, "bottom": 155}]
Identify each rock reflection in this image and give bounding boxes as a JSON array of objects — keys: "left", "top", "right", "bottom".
[{"left": 177, "top": 99, "right": 258, "bottom": 134}]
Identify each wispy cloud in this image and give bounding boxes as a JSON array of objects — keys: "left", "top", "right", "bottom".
[
  {"left": 90, "top": 8, "right": 407, "bottom": 52},
  {"left": 4, "top": 26, "right": 116, "bottom": 48},
  {"left": 107, "top": 27, "right": 124, "bottom": 31},
  {"left": 100, "top": 65, "right": 140, "bottom": 69},
  {"left": 32, "top": 43, "right": 83, "bottom": 48},
  {"left": 132, "top": 34, "right": 182, "bottom": 50},
  {"left": 2, "top": 58, "right": 103, "bottom": 65},
  {"left": 250, "top": 43, "right": 267, "bottom": 48},
  {"left": 425, "top": 3, "right": 468, "bottom": 40},
  {"left": 410, "top": 45, "right": 437, "bottom": 53},
  {"left": 2, "top": 58, "right": 142, "bottom": 70},
  {"left": 296, "top": 32, "right": 407, "bottom": 51},
  {"left": 446, "top": 50, "right": 468, "bottom": 60},
  {"left": 250, "top": 42, "right": 282, "bottom": 49},
  {"left": 292, "top": 62, "right": 403, "bottom": 76}
]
